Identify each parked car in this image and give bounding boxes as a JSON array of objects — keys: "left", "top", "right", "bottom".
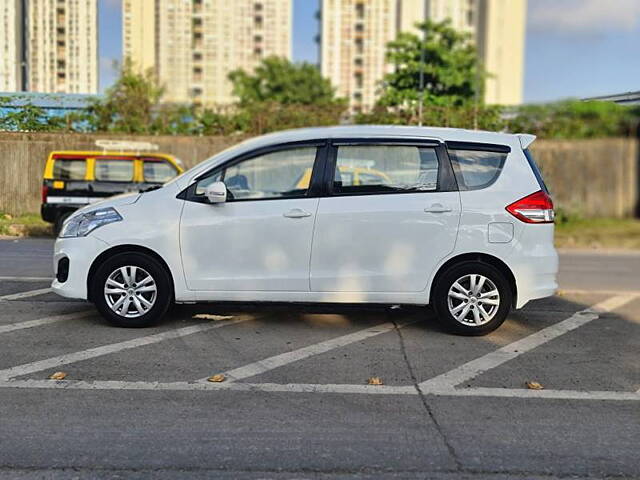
[
  {"left": 295, "top": 165, "right": 393, "bottom": 189},
  {"left": 51, "top": 126, "right": 557, "bottom": 335},
  {"left": 41, "top": 140, "right": 184, "bottom": 234}
]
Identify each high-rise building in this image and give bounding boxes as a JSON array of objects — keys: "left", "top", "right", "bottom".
[
  {"left": 321, "top": 0, "right": 527, "bottom": 111},
  {"left": 122, "top": 0, "right": 156, "bottom": 74},
  {"left": 27, "top": 0, "right": 98, "bottom": 93},
  {"left": 0, "top": 0, "right": 24, "bottom": 91},
  {"left": 123, "top": 0, "right": 292, "bottom": 106},
  {"left": 0, "top": 0, "right": 98, "bottom": 94}
]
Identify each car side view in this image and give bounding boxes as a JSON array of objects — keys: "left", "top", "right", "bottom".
[{"left": 52, "top": 126, "right": 558, "bottom": 335}]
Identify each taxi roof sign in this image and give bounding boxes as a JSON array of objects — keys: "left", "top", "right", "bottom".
[{"left": 95, "top": 140, "right": 159, "bottom": 153}]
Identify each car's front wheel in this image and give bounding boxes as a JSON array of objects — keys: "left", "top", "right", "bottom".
[
  {"left": 433, "top": 262, "right": 512, "bottom": 336},
  {"left": 91, "top": 252, "right": 172, "bottom": 327}
]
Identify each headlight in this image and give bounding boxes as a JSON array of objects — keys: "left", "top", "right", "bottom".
[{"left": 59, "top": 207, "right": 122, "bottom": 238}]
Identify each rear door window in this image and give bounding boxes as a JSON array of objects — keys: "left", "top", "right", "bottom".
[
  {"left": 53, "top": 158, "right": 86, "bottom": 180},
  {"left": 143, "top": 158, "right": 178, "bottom": 183},
  {"left": 95, "top": 158, "right": 134, "bottom": 182},
  {"left": 448, "top": 148, "right": 507, "bottom": 190},
  {"left": 332, "top": 145, "right": 439, "bottom": 194}
]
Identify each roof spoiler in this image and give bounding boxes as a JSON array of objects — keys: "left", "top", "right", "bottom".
[{"left": 516, "top": 134, "right": 536, "bottom": 150}]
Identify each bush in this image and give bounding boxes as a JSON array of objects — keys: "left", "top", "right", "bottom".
[
  {"left": 355, "top": 104, "right": 504, "bottom": 131},
  {"left": 505, "top": 100, "right": 639, "bottom": 139}
]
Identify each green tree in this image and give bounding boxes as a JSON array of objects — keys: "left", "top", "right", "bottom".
[
  {"left": 0, "top": 96, "right": 65, "bottom": 132},
  {"left": 377, "top": 19, "right": 484, "bottom": 109},
  {"left": 87, "top": 59, "right": 165, "bottom": 134},
  {"left": 229, "top": 56, "right": 344, "bottom": 106}
]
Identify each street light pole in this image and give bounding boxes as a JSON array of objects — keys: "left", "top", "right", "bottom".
[{"left": 417, "top": 0, "right": 429, "bottom": 127}]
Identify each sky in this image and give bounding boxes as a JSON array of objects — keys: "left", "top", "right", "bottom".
[{"left": 99, "top": 0, "right": 640, "bottom": 103}]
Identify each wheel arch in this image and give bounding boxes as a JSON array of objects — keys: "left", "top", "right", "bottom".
[
  {"left": 429, "top": 253, "right": 517, "bottom": 307},
  {"left": 87, "top": 244, "right": 175, "bottom": 302}
]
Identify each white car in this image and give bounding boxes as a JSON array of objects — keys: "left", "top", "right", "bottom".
[{"left": 52, "top": 126, "right": 558, "bottom": 335}]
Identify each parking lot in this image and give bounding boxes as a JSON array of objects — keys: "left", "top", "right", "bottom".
[{"left": 0, "top": 238, "right": 638, "bottom": 479}]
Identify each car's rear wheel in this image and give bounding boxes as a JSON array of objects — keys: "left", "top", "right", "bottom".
[
  {"left": 91, "top": 252, "right": 172, "bottom": 327},
  {"left": 433, "top": 261, "right": 512, "bottom": 336}
]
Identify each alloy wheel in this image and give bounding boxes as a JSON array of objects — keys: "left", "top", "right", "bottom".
[
  {"left": 104, "top": 266, "right": 157, "bottom": 318},
  {"left": 447, "top": 274, "right": 500, "bottom": 326}
]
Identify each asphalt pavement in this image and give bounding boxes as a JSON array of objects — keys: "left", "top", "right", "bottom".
[{"left": 0, "top": 238, "right": 638, "bottom": 479}]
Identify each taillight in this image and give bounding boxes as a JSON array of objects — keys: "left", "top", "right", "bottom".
[
  {"left": 41, "top": 185, "right": 48, "bottom": 204},
  {"left": 505, "top": 190, "right": 554, "bottom": 224}
]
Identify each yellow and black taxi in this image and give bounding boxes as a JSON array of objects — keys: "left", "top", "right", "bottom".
[{"left": 41, "top": 140, "right": 184, "bottom": 233}]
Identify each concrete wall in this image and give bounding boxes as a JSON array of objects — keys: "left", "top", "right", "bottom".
[
  {"left": 0, "top": 132, "right": 638, "bottom": 218},
  {"left": 0, "top": 132, "right": 247, "bottom": 215},
  {"left": 531, "top": 138, "right": 638, "bottom": 218}
]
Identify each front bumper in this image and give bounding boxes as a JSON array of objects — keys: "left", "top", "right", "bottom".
[{"left": 51, "top": 235, "right": 110, "bottom": 300}]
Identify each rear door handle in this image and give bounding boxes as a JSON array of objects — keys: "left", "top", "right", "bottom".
[
  {"left": 283, "top": 208, "right": 312, "bottom": 218},
  {"left": 424, "top": 203, "right": 452, "bottom": 213}
]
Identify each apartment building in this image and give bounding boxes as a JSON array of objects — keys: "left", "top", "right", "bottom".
[
  {"left": 0, "top": 0, "right": 24, "bottom": 91},
  {"left": 0, "top": 0, "right": 98, "bottom": 94},
  {"left": 321, "top": 0, "right": 526, "bottom": 111},
  {"left": 123, "top": 0, "right": 292, "bottom": 106}
]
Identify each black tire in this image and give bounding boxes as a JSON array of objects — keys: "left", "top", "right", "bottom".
[
  {"left": 90, "top": 252, "right": 173, "bottom": 328},
  {"left": 432, "top": 261, "right": 512, "bottom": 336},
  {"left": 54, "top": 212, "right": 72, "bottom": 236}
]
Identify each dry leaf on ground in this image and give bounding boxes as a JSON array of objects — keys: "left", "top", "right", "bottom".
[
  {"left": 525, "top": 381, "right": 544, "bottom": 390},
  {"left": 49, "top": 371, "right": 67, "bottom": 380},
  {"left": 207, "top": 374, "right": 226, "bottom": 383},
  {"left": 367, "top": 377, "right": 383, "bottom": 385}
]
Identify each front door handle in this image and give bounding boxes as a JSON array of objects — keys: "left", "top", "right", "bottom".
[
  {"left": 283, "top": 208, "right": 312, "bottom": 218},
  {"left": 424, "top": 203, "right": 452, "bottom": 213}
]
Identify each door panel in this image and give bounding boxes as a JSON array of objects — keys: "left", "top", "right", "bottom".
[
  {"left": 179, "top": 145, "right": 321, "bottom": 292},
  {"left": 310, "top": 192, "right": 460, "bottom": 292},
  {"left": 180, "top": 198, "right": 319, "bottom": 291}
]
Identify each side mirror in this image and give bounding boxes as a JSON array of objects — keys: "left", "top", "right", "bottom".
[{"left": 205, "top": 181, "right": 227, "bottom": 204}]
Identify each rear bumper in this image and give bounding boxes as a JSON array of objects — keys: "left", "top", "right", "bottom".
[
  {"left": 51, "top": 235, "right": 110, "bottom": 300},
  {"left": 511, "top": 248, "right": 559, "bottom": 309}
]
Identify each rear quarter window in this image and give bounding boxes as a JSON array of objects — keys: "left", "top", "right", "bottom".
[
  {"left": 52, "top": 158, "right": 86, "bottom": 180},
  {"left": 524, "top": 149, "right": 549, "bottom": 194},
  {"left": 448, "top": 149, "right": 507, "bottom": 190}
]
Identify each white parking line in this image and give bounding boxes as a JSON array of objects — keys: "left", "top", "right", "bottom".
[
  {"left": 0, "top": 379, "right": 418, "bottom": 395},
  {"left": 0, "top": 276, "right": 53, "bottom": 282},
  {"left": 0, "top": 309, "right": 94, "bottom": 335},
  {"left": 418, "top": 293, "right": 639, "bottom": 391},
  {"left": 558, "top": 288, "right": 640, "bottom": 297},
  {"left": 197, "top": 320, "right": 415, "bottom": 383},
  {"left": 0, "top": 317, "right": 251, "bottom": 381},
  {"left": 0, "top": 287, "right": 52, "bottom": 301},
  {"left": 434, "top": 386, "right": 640, "bottom": 401},
  {"left": 0, "top": 379, "right": 637, "bottom": 401}
]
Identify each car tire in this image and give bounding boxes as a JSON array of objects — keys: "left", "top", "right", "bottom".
[
  {"left": 54, "top": 212, "right": 72, "bottom": 236},
  {"left": 433, "top": 261, "right": 512, "bottom": 336},
  {"left": 90, "top": 252, "right": 173, "bottom": 328}
]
